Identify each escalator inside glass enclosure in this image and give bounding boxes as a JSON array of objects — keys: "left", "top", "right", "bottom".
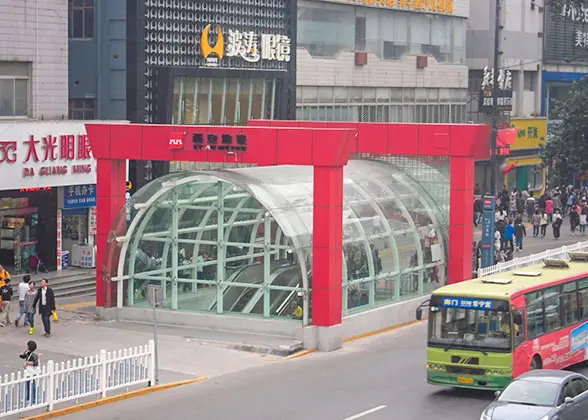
[{"left": 116, "top": 159, "right": 449, "bottom": 324}]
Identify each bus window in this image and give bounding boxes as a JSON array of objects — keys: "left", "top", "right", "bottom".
[
  {"left": 526, "top": 291, "right": 544, "bottom": 339},
  {"left": 513, "top": 309, "right": 525, "bottom": 347},
  {"left": 429, "top": 305, "right": 513, "bottom": 351},
  {"left": 562, "top": 281, "right": 580, "bottom": 326},
  {"left": 580, "top": 279, "right": 588, "bottom": 321},
  {"left": 544, "top": 286, "right": 562, "bottom": 333}
]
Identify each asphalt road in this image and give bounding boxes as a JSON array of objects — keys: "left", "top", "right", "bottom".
[{"left": 60, "top": 321, "right": 588, "bottom": 420}]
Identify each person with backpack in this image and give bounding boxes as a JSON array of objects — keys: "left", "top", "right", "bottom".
[
  {"left": 514, "top": 219, "right": 527, "bottom": 251},
  {"left": 20, "top": 340, "right": 40, "bottom": 404},
  {"left": 0, "top": 278, "right": 13, "bottom": 327}
]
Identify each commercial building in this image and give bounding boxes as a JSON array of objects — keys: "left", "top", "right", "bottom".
[
  {"left": 126, "top": 0, "right": 297, "bottom": 185},
  {"left": 542, "top": 2, "right": 588, "bottom": 123},
  {"left": 296, "top": 0, "right": 470, "bottom": 123},
  {"left": 467, "top": 0, "right": 544, "bottom": 191}
]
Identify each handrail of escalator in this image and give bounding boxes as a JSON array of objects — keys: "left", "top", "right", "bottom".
[
  {"left": 208, "top": 263, "right": 259, "bottom": 311},
  {"left": 239, "top": 265, "right": 297, "bottom": 314}
]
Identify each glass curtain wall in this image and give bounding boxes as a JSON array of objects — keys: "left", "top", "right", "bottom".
[
  {"left": 297, "top": 0, "right": 466, "bottom": 64},
  {"left": 172, "top": 77, "right": 278, "bottom": 125},
  {"left": 112, "top": 161, "right": 448, "bottom": 323}
]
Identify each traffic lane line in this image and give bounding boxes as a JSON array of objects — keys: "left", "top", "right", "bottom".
[
  {"left": 343, "top": 405, "right": 387, "bottom": 420},
  {"left": 23, "top": 376, "right": 207, "bottom": 420}
]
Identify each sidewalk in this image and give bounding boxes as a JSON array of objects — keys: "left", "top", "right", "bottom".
[{"left": 0, "top": 304, "right": 286, "bottom": 384}]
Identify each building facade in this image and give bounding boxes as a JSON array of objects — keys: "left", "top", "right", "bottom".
[
  {"left": 68, "top": 0, "right": 127, "bottom": 121},
  {"left": 296, "top": 0, "right": 470, "bottom": 123},
  {"left": 467, "top": 0, "right": 543, "bottom": 119},
  {"left": 0, "top": 0, "right": 68, "bottom": 120},
  {"left": 542, "top": 2, "right": 588, "bottom": 123}
]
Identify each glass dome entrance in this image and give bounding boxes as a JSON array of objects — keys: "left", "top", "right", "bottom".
[{"left": 113, "top": 159, "right": 448, "bottom": 324}]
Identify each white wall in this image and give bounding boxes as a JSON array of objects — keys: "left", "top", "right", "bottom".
[
  {"left": 0, "top": 0, "right": 68, "bottom": 120},
  {"left": 297, "top": 50, "right": 468, "bottom": 89}
]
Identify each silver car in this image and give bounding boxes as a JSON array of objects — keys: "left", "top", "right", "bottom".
[{"left": 480, "top": 370, "right": 588, "bottom": 420}]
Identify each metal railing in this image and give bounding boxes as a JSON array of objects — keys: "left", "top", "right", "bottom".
[
  {"left": 0, "top": 340, "right": 154, "bottom": 417},
  {"left": 477, "top": 241, "right": 588, "bottom": 278}
]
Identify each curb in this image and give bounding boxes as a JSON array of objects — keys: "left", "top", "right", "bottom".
[
  {"left": 23, "top": 376, "right": 207, "bottom": 420},
  {"left": 286, "top": 318, "right": 428, "bottom": 360}
]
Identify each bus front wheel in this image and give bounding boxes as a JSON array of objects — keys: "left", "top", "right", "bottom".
[{"left": 530, "top": 355, "right": 542, "bottom": 370}]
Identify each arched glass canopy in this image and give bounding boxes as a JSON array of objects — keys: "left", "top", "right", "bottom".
[{"left": 111, "top": 159, "right": 448, "bottom": 325}]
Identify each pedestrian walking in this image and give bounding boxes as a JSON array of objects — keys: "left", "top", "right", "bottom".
[
  {"left": 545, "top": 196, "right": 554, "bottom": 222},
  {"left": 540, "top": 211, "right": 548, "bottom": 238},
  {"left": 570, "top": 205, "right": 580, "bottom": 236},
  {"left": 24, "top": 281, "right": 36, "bottom": 335},
  {"left": 504, "top": 220, "right": 515, "bottom": 251},
  {"left": 532, "top": 210, "right": 541, "bottom": 237},
  {"left": 33, "top": 279, "right": 55, "bottom": 338},
  {"left": 553, "top": 210, "right": 563, "bottom": 239},
  {"left": 0, "top": 264, "right": 10, "bottom": 309},
  {"left": 581, "top": 207, "right": 588, "bottom": 235},
  {"left": 0, "top": 278, "right": 13, "bottom": 327},
  {"left": 19, "top": 340, "right": 40, "bottom": 404},
  {"left": 514, "top": 219, "right": 527, "bottom": 251},
  {"left": 15, "top": 275, "right": 31, "bottom": 327}
]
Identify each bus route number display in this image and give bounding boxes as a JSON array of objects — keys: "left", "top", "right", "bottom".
[{"left": 442, "top": 298, "right": 494, "bottom": 310}]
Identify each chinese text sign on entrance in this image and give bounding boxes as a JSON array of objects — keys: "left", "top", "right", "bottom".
[{"left": 481, "top": 196, "right": 496, "bottom": 268}]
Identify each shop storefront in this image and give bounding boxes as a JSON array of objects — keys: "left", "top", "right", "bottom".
[
  {"left": 126, "top": 0, "right": 297, "bottom": 190},
  {"left": 505, "top": 118, "right": 547, "bottom": 195},
  {"left": 0, "top": 121, "right": 98, "bottom": 273}
]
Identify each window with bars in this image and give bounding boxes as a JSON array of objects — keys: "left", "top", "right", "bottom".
[
  {"left": 68, "top": 98, "right": 95, "bottom": 120},
  {"left": 68, "top": 0, "right": 94, "bottom": 39}
]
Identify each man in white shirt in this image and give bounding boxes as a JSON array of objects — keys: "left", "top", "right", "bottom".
[{"left": 15, "top": 275, "right": 31, "bottom": 327}]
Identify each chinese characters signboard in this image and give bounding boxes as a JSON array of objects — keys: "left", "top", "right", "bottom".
[
  {"left": 201, "top": 24, "right": 291, "bottom": 68},
  {"left": 509, "top": 118, "right": 547, "bottom": 151},
  {"left": 350, "top": 0, "right": 456, "bottom": 15},
  {"left": 88, "top": 206, "right": 97, "bottom": 236},
  {"left": 441, "top": 297, "right": 495, "bottom": 310},
  {"left": 481, "top": 196, "right": 496, "bottom": 268},
  {"left": 64, "top": 184, "right": 96, "bottom": 209},
  {"left": 0, "top": 122, "right": 97, "bottom": 190},
  {"left": 479, "top": 67, "right": 513, "bottom": 113},
  {"left": 191, "top": 133, "right": 248, "bottom": 152},
  {"left": 545, "top": 3, "right": 588, "bottom": 63}
]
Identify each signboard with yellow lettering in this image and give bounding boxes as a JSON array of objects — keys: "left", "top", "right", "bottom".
[
  {"left": 322, "top": 0, "right": 468, "bottom": 17},
  {"left": 509, "top": 118, "right": 547, "bottom": 151}
]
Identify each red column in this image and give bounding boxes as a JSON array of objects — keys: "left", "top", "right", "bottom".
[
  {"left": 96, "top": 158, "right": 127, "bottom": 307},
  {"left": 312, "top": 166, "right": 344, "bottom": 326},
  {"left": 448, "top": 157, "right": 475, "bottom": 284}
]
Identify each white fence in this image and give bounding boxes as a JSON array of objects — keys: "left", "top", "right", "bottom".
[
  {"left": 0, "top": 340, "right": 154, "bottom": 418},
  {"left": 477, "top": 241, "right": 588, "bottom": 278}
]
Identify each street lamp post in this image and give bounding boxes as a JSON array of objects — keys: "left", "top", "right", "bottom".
[{"left": 489, "top": 0, "right": 502, "bottom": 196}]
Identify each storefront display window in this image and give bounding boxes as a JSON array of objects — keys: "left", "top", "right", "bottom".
[{"left": 0, "top": 199, "right": 39, "bottom": 273}]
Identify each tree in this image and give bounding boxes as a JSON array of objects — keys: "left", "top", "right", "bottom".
[{"left": 540, "top": 76, "right": 588, "bottom": 187}]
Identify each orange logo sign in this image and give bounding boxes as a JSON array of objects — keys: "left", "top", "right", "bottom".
[{"left": 201, "top": 24, "right": 224, "bottom": 66}]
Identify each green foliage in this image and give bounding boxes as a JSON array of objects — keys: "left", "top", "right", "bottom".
[{"left": 540, "top": 76, "right": 588, "bottom": 186}]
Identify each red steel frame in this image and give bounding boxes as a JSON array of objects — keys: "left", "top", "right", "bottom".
[{"left": 86, "top": 121, "right": 490, "bottom": 328}]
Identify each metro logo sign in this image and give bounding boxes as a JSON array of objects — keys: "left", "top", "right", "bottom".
[{"left": 168, "top": 132, "right": 185, "bottom": 149}]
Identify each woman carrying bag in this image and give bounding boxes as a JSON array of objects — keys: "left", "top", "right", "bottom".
[{"left": 20, "top": 340, "right": 40, "bottom": 404}]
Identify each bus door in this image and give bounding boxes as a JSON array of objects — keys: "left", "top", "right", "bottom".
[{"left": 511, "top": 303, "right": 530, "bottom": 377}]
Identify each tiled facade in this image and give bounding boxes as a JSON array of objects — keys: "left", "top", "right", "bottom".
[{"left": 0, "top": 0, "right": 68, "bottom": 120}]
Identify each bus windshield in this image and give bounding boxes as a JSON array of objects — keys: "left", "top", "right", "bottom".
[{"left": 428, "top": 305, "right": 514, "bottom": 351}]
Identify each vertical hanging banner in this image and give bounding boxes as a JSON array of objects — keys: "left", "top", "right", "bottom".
[
  {"left": 481, "top": 196, "right": 496, "bottom": 268},
  {"left": 56, "top": 209, "right": 63, "bottom": 271}
]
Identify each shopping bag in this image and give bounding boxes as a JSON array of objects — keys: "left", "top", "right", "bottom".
[{"left": 51, "top": 311, "right": 59, "bottom": 322}]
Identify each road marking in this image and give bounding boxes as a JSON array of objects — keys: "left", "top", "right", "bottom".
[{"left": 343, "top": 405, "right": 387, "bottom": 420}]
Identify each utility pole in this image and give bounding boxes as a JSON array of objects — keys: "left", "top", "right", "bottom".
[{"left": 489, "top": 0, "right": 501, "bottom": 196}]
